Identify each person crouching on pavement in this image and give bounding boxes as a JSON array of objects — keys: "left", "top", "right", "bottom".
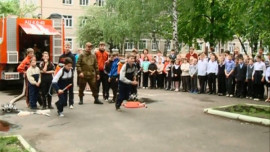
[
  {"left": 115, "top": 54, "right": 138, "bottom": 111},
  {"left": 76, "top": 42, "right": 103, "bottom": 105},
  {"left": 26, "top": 57, "right": 41, "bottom": 109},
  {"left": 52, "top": 58, "right": 73, "bottom": 117}
]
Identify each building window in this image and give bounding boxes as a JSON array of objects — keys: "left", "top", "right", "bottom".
[
  {"left": 138, "top": 40, "right": 146, "bottom": 50},
  {"left": 63, "top": 15, "right": 73, "bottom": 27},
  {"left": 65, "top": 38, "right": 73, "bottom": 50},
  {"left": 96, "top": 0, "right": 105, "bottom": 6},
  {"left": 152, "top": 41, "right": 159, "bottom": 51},
  {"left": 79, "top": 16, "right": 87, "bottom": 26},
  {"left": 241, "top": 42, "right": 249, "bottom": 53},
  {"left": 80, "top": 0, "right": 89, "bottom": 6},
  {"left": 228, "top": 43, "right": 235, "bottom": 53},
  {"left": 164, "top": 40, "right": 171, "bottom": 51},
  {"left": 124, "top": 41, "right": 134, "bottom": 50},
  {"left": 63, "top": 0, "right": 72, "bottom": 5}
]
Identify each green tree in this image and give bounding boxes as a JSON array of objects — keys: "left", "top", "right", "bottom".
[
  {"left": 177, "top": 0, "right": 233, "bottom": 50},
  {"left": 229, "top": 0, "right": 270, "bottom": 55},
  {"left": 0, "top": 0, "right": 38, "bottom": 17}
]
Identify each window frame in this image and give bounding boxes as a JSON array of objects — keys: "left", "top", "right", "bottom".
[
  {"left": 63, "top": 15, "right": 73, "bottom": 28},
  {"left": 124, "top": 40, "right": 134, "bottom": 51},
  {"left": 151, "top": 40, "right": 160, "bottom": 52},
  {"left": 80, "top": 0, "right": 89, "bottom": 6},
  {"left": 63, "top": 0, "right": 72, "bottom": 5},
  {"left": 96, "top": 0, "right": 105, "bottom": 6},
  {"left": 138, "top": 40, "right": 147, "bottom": 51}
]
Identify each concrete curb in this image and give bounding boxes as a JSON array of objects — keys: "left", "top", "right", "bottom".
[
  {"left": 4, "top": 135, "right": 37, "bottom": 152},
  {"left": 204, "top": 104, "right": 270, "bottom": 126}
]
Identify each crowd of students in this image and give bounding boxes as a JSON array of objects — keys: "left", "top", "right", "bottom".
[{"left": 132, "top": 47, "right": 270, "bottom": 102}]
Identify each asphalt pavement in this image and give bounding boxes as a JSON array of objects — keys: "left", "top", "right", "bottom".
[{"left": 0, "top": 88, "right": 269, "bottom": 152}]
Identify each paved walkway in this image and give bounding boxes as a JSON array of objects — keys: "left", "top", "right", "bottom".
[{"left": 0, "top": 88, "right": 269, "bottom": 152}]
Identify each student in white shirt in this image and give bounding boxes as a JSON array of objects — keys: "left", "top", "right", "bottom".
[
  {"left": 252, "top": 55, "right": 266, "bottom": 101},
  {"left": 197, "top": 53, "right": 208, "bottom": 94},
  {"left": 207, "top": 53, "right": 218, "bottom": 94}
]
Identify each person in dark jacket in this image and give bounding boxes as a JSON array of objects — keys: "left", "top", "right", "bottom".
[
  {"left": 52, "top": 58, "right": 73, "bottom": 117},
  {"left": 148, "top": 58, "right": 157, "bottom": 89},
  {"left": 58, "top": 43, "right": 75, "bottom": 108},
  {"left": 104, "top": 54, "right": 113, "bottom": 102},
  {"left": 234, "top": 57, "right": 247, "bottom": 98},
  {"left": 218, "top": 56, "right": 226, "bottom": 96},
  {"left": 39, "top": 52, "right": 55, "bottom": 109},
  {"left": 108, "top": 52, "right": 120, "bottom": 103}
]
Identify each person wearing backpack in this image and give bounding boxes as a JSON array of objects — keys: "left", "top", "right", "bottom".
[{"left": 76, "top": 42, "right": 102, "bottom": 105}]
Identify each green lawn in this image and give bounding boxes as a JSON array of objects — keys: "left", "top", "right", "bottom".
[
  {"left": 0, "top": 136, "right": 28, "bottom": 152},
  {"left": 215, "top": 104, "right": 270, "bottom": 119}
]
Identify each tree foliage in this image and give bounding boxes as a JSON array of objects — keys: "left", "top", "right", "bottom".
[
  {"left": 0, "top": 0, "right": 38, "bottom": 17},
  {"left": 77, "top": 0, "right": 269, "bottom": 54}
]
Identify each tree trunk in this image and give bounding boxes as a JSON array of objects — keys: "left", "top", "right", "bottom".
[
  {"left": 237, "top": 37, "right": 247, "bottom": 55},
  {"left": 172, "top": 0, "right": 179, "bottom": 53}
]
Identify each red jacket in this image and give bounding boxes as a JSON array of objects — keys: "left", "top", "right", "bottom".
[
  {"left": 17, "top": 56, "right": 32, "bottom": 73},
  {"left": 95, "top": 50, "right": 109, "bottom": 71}
]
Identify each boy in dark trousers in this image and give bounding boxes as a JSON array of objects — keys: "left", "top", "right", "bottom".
[
  {"left": 115, "top": 54, "right": 138, "bottom": 111},
  {"left": 52, "top": 58, "right": 73, "bottom": 117},
  {"left": 165, "top": 60, "right": 173, "bottom": 90},
  {"left": 108, "top": 52, "right": 120, "bottom": 103},
  {"left": 104, "top": 54, "right": 113, "bottom": 102},
  {"left": 148, "top": 58, "right": 157, "bottom": 89},
  {"left": 39, "top": 52, "right": 55, "bottom": 109},
  {"left": 246, "top": 58, "right": 254, "bottom": 99},
  {"left": 235, "top": 57, "right": 247, "bottom": 98}
]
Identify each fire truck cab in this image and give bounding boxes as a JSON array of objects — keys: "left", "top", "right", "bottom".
[{"left": 0, "top": 14, "right": 65, "bottom": 90}]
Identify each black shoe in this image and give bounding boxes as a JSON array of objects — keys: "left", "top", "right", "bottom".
[
  {"left": 48, "top": 106, "right": 54, "bottom": 109},
  {"left": 42, "top": 107, "right": 46, "bottom": 110},
  {"left": 94, "top": 98, "right": 103, "bottom": 104},
  {"left": 79, "top": 97, "right": 83, "bottom": 105}
]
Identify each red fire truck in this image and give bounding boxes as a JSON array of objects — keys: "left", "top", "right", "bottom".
[{"left": 0, "top": 14, "right": 65, "bottom": 90}]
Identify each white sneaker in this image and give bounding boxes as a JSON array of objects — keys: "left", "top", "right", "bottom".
[
  {"left": 249, "top": 97, "right": 253, "bottom": 100},
  {"left": 254, "top": 98, "right": 259, "bottom": 101},
  {"left": 58, "top": 112, "right": 64, "bottom": 117},
  {"left": 230, "top": 94, "right": 233, "bottom": 97},
  {"left": 175, "top": 89, "right": 179, "bottom": 92},
  {"left": 246, "top": 96, "right": 249, "bottom": 99},
  {"left": 69, "top": 105, "right": 74, "bottom": 109},
  {"left": 226, "top": 94, "right": 229, "bottom": 97}
]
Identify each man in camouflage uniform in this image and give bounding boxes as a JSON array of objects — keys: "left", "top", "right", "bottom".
[{"left": 76, "top": 42, "right": 103, "bottom": 105}]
